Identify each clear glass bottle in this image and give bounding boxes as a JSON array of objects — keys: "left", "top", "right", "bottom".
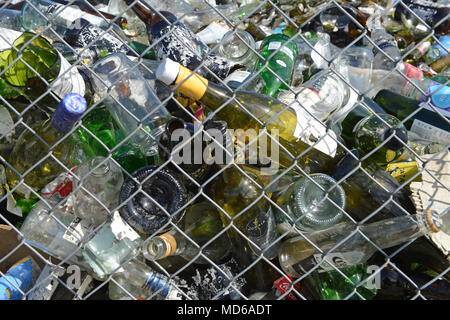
[
  {"left": 72, "top": 156, "right": 123, "bottom": 227},
  {"left": 89, "top": 53, "right": 171, "bottom": 158},
  {"left": 143, "top": 202, "right": 231, "bottom": 264},
  {"left": 278, "top": 210, "right": 442, "bottom": 278},
  {"left": 109, "top": 259, "right": 194, "bottom": 300},
  {"left": 82, "top": 211, "right": 143, "bottom": 279},
  {"left": 273, "top": 174, "right": 346, "bottom": 236},
  {"left": 218, "top": 30, "right": 257, "bottom": 70}
]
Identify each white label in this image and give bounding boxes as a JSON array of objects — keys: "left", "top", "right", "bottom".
[
  {"left": 288, "top": 89, "right": 337, "bottom": 157},
  {"left": 110, "top": 211, "right": 140, "bottom": 241},
  {"left": 50, "top": 53, "right": 86, "bottom": 98},
  {"left": 410, "top": 119, "right": 450, "bottom": 145},
  {"left": 224, "top": 70, "right": 251, "bottom": 84},
  {"left": 62, "top": 217, "right": 92, "bottom": 245},
  {"left": 0, "top": 106, "right": 14, "bottom": 142},
  {"left": 196, "top": 22, "right": 230, "bottom": 45},
  {"left": 28, "top": 264, "right": 64, "bottom": 300},
  {"left": 279, "top": 46, "right": 294, "bottom": 61},
  {"left": 268, "top": 41, "right": 281, "bottom": 50},
  {"left": 313, "top": 252, "right": 365, "bottom": 272},
  {"left": 0, "top": 28, "right": 22, "bottom": 50},
  {"left": 276, "top": 59, "right": 287, "bottom": 68},
  {"left": 52, "top": 4, "right": 104, "bottom": 26}
]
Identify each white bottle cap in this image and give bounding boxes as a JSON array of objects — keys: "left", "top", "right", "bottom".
[{"left": 156, "top": 58, "right": 180, "bottom": 85}]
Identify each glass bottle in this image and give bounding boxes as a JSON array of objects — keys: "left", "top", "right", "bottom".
[
  {"left": 353, "top": 113, "right": 408, "bottom": 168},
  {"left": 124, "top": 0, "right": 237, "bottom": 81},
  {"left": 0, "top": 9, "right": 24, "bottom": 31},
  {"left": 73, "top": 105, "right": 148, "bottom": 175},
  {"left": 373, "top": 89, "right": 450, "bottom": 146},
  {"left": 278, "top": 210, "right": 442, "bottom": 279},
  {"left": 143, "top": 202, "right": 230, "bottom": 264},
  {"left": 118, "top": 166, "right": 188, "bottom": 235},
  {"left": 405, "top": 39, "right": 432, "bottom": 64},
  {"left": 330, "top": 149, "right": 416, "bottom": 222},
  {"left": 21, "top": 0, "right": 123, "bottom": 39},
  {"left": 6, "top": 93, "right": 86, "bottom": 196},
  {"left": 368, "top": 16, "right": 403, "bottom": 71},
  {"left": 212, "top": 164, "right": 281, "bottom": 291},
  {"left": 0, "top": 32, "right": 87, "bottom": 112},
  {"left": 307, "top": 263, "right": 377, "bottom": 300},
  {"left": 273, "top": 173, "right": 346, "bottom": 236},
  {"left": 72, "top": 156, "right": 123, "bottom": 227},
  {"left": 155, "top": 58, "right": 341, "bottom": 173},
  {"left": 82, "top": 211, "right": 143, "bottom": 279},
  {"left": 89, "top": 53, "right": 171, "bottom": 158},
  {"left": 425, "top": 35, "right": 450, "bottom": 64},
  {"left": 109, "top": 259, "right": 195, "bottom": 300},
  {"left": 254, "top": 34, "right": 299, "bottom": 97}
]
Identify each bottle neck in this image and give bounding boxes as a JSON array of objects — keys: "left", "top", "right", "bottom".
[
  {"left": 361, "top": 212, "right": 441, "bottom": 250},
  {"left": 144, "top": 232, "right": 178, "bottom": 260}
]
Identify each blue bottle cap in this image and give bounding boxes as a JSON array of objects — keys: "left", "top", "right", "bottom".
[{"left": 51, "top": 93, "right": 87, "bottom": 133}]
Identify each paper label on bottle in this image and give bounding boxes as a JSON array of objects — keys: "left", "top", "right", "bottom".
[
  {"left": 0, "top": 105, "right": 14, "bottom": 142},
  {"left": 276, "top": 59, "right": 287, "bottom": 68},
  {"left": 62, "top": 217, "right": 92, "bottom": 245},
  {"left": 0, "top": 28, "right": 22, "bottom": 50},
  {"left": 28, "top": 264, "right": 64, "bottom": 300},
  {"left": 266, "top": 41, "right": 294, "bottom": 61},
  {"left": 224, "top": 70, "right": 251, "bottom": 85},
  {"left": 267, "top": 41, "right": 281, "bottom": 50},
  {"left": 47, "top": 4, "right": 105, "bottom": 27},
  {"left": 312, "top": 252, "right": 365, "bottom": 272},
  {"left": 410, "top": 119, "right": 450, "bottom": 145},
  {"left": 288, "top": 89, "right": 337, "bottom": 157},
  {"left": 50, "top": 53, "right": 86, "bottom": 100},
  {"left": 110, "top": 211, "right": 140, "bottom": 241}
]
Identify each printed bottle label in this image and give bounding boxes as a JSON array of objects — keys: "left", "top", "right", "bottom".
[
  {"left": 267, "top": 41, "right": 294, "bottom": 61},
  {"left": 312, "top": 252, "right": 364, "bottom": 272},
  {"left": 224, "top": 70, "right": 251, "bottom": 85},
  {"left": 50, "top": 53, "right": 86, "bottom": 101},
  {"left": 110, "top": 211, "right": 140, "bottom": 241},
  {"left": 410, "top": 119, "right": 450, "bottom": 145},
  {"left": 62, "top": 217, "right": 92, "bottom": 245}
]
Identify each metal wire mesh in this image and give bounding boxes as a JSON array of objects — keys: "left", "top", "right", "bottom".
[{"left": 0, "top": 0, "right": 448, "bottom": 300}]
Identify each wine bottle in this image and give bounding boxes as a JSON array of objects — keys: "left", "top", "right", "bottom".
[
  {"left": 5, "top": 93, "right": 86, "bottom": 196},
  {"left": 272, "top": 173, "right": 346, "bottom": 236},
  {"left": 124, "top": 0, "right": 238, "bottom": 82},
  {"left": 118, "top": 166, "right": 188, "bottom": 235},
  {"left": 278, "top": 210, "right": 442, "bottom": 279},
  {"left": 353, "top": 113, "right": 408, "bottom": 168},
  {"left": 143, "top": 202, "right": 231, "bottom": 264},
  {"left": 374, "top": 89, "right": 450, "bottom": 146},
  {"left": 155, "top": 58, "right": 340, "bottom": 174},
  {"left": 330, "top": 149, "right": 416, "bottom": 222}
]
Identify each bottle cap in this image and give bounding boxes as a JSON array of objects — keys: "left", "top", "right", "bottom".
[
  {"left": 51, "top": 93, "right": 86, "bottom": 133},
  {"left": 425, "top": 209, "right": 442, "bottom": 233},
  {"left": 156, "top": 58, "right": 180, "bottom": 86}
]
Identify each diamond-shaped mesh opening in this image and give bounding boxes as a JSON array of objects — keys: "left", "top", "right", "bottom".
[{"left": 0, "top": 0, "right": 448, "bottom": 301}]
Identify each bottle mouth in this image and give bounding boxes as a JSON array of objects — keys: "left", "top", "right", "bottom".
[
  {"left": 89, "top": 156, "right": 111, "bottom": 176},
  {"left": 219, "top": 30, "right": 256, "bottom": 63},
  {"left": 291, "top": 174, "right": 346, "bottom": 227}
]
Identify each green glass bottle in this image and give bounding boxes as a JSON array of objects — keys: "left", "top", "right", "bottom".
[
  {"left": 6, "top": 93, "right": 86, "bottom": 197},
  {"left": 373, "top": 89, "right": 450, "bottom": 145},
  {"left": 255, "top": 34, "right": 299, "bottom": 97},
  {"left": 308, "top": 263, "right": 377, "bottom": 300},
  {"left": 353, "top": 114, "right": 408, "bottom": 168},
  {"left": 74, "top": 105, "right": 148, "bottom": 175}
]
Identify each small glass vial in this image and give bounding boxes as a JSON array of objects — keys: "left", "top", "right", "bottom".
[{"left": 275, "top": 174, "right": 346, "bottom": 235}]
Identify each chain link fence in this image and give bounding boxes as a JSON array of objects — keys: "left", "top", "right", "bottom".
[{"left": 0, "top": 0, "right": 448, "bottom": 300}]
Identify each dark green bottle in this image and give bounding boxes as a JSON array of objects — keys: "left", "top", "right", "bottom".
[
  {"left": 308, "top": 263, "right": 377, "bottom": 300},
  {"left": 373, "top": 89, "right": 450, "bottom": 138},
  {"left": 353, "top": 114, "right": 408, "bottom": 168}
]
